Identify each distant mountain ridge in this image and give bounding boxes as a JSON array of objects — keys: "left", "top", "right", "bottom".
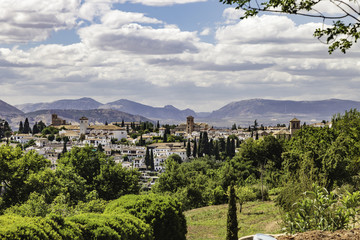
[
  {"left": 3, "top": 97, "right": 360, "bottom": 128},
  {"left": 25, "top": 109, "right": 151, "bottom": 125},
  {"left": 208, "top": 99, "right": 360, "bottom": 119},
  {"left": 0, "top": 99, "right": 23, "bottom": 115},
  {"left": 16, "top": 97, "right": 103, "bottom": 113},
  {"left": 100, "top": 99, "right": 196, "bottom": 120}
]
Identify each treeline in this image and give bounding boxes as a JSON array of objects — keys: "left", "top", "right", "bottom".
[
  {"left": 153, "top": 109, "right": 360, "bottom": 231},
  {"left": 0, "top": 145, "right": 186, "bottom": 239},
  {"left": 187, "top": 132, "right": 238, "bottom": 160},
  {"left": 152, "top": 134, "right": 282, "bottom": 210}
]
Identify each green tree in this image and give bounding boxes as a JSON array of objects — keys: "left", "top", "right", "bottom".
[
  {"left": 4, "top": 131, "right": 11, "bottom": 144},
  {"left": 186, "top": 139, "right": 191, "bottom": 158},
  {"left": 18, "top": 121, "right": 24, "bottom": 133},
  {"left": 32, "top": 122, "right": 39, "bottom": 134},
  {"left": 150, "top": 149, "right": 155, "bottom": 171},
  {"left": 226, "top": 184, "right": 238, "bottom": 240},
  {"left": 145, "top": 147, "right": 150, "bottom": 169},
  {"left": 95, "top": 163, "right": 140, "bottom": 200},
  {"left": 23, "top": 118, "right": 31, "bottom": 134},
  {"left": 57, "top": 145, "right": 140, "bottom": 202},
  {"left": 193, "top": 138, "right": 197, "bottom": 158},
  {"left": 235, "top": 186, "right": 256, "bottom": 213},
  {"left": 154, "top": 158, "right": 186, "bottom": 193},
  {"left": 220, "top": 0, "right": 360, "bottom": 53},
  {"left": 0, "top": 145, "right": 51, "bottom": 207}
]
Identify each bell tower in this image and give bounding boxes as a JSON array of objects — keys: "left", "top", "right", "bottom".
[
  {"left": 290, "top": 118, "right": 301, "bottom": 136},
  {"left": 186, "top": 116, "right": 194, "bottom": 134},
  {"left": 79, "top": 116, "right": 89, "bottom": 135}
]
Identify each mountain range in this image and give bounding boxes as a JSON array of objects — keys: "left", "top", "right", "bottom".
[{"left": 0, "top": 97, "right": 359, "bottom": 129}]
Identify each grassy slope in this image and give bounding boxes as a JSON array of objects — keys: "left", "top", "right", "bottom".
[{"left": 185, "top": 200, "right": 283, "bottom": 240}]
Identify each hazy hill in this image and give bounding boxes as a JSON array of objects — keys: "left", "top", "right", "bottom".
[
  {"left": 203, "top": 99, "right": 360, "bottom": 126},
  {"left": 25, "top": 109, "right": 152, "bottom": 126},
  {"left": 6, "top": 98, "right": 360, "bottom": 128},
  {"left": 100, "top": 99, "right": 196, "bottom": 121},
  {"left": 16, "top": 97, "right": 103, "bottom": 113},
  {"left": 0, "top": 99, "right": 23, "bottom": 115},
  {"left": 209, "top": 99, "right": 360, "bottom": 118}
]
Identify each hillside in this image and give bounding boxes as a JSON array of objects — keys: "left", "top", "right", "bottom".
[
  {"left": 203, "top": 99, "right": 360, "bottom": 126},
  {"left": 16, "top": 97, "right": 103, "bottom": 113},
  {"left": 25, "top": 109, "right": 152, "bottom": 125},
  {"left": 0, "top": 99, "right": 23, "bottom": 115},
  {"left": 100, "top": 99, "right": 196, "bottom": 121},
  {"left": 8, "top": 98, "right": 360, "bottom": 127}
]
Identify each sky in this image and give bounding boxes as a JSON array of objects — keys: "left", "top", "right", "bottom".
[{"left": 1, "top": 0, "right": 360, "bottom": 112}]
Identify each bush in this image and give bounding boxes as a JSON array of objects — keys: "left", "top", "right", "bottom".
[
  {"left": 268, "top": 187, "right": 283, "bottom": 196},
  {"left": 250, "top": 185, "right": 270, "bottom": 201},
  {"left": 104, "top": 194, "right": 187, "bottom": 240},
  {"left": 284, "top": 184, "right": 360, "bottom": 233},
  {"left": 68, "top": 213, "right": 153, "bottom": 240},
  {"left": 0, "top": 214, "right": 81, "bottom": 239}
]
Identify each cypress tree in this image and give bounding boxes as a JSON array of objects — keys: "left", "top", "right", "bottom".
[
  {"left": 62, "top": 138, "right": 68, "bottom": 154},
  {"left": 121, "top": 119, "right": 125, "bottom": 127},
  {"left": 231, "top": 139, "right": 236, "bottom": 158},
  {"left": 32, "top": 122, "right": 39, "bottom": 134},
  {"left": 186, "top": 139, "right": 191, "bottom": 158},
  {"left": 163, "top": 133, "right": 167, "bottom": 143},
  {"left": 150, "top": 149, "right": 154, "bottom": 171},
  {"left": 145, "top": 147, "right": 150, "bottom": 169},
  {"left": 203, "top": 132, "right": 210, "bottom": 155},
  {"left": 209, "top": 139, "right": 214, "bottom": 156},
  {"left": 19, "top": 121, "right": 24, "bottom": 133},
  {"left": 219, "top": 138, "right": 226, "bottom": 152},
  {"left": 226, "top": 184, "right": 238, "bottom": 240},
  {"left": 140, "top": 135, "right": 144, "bottom": 146},
  {"left": 226, "top": 137, "right": 231, "bottom": 158},
  {"left": 193, "top": 137, "right": 197, "bottom": 158},
  {"left": 97, "top": 144, "right": 104, "bottom": 152},
  {"left": 23, "top": 118, "right": 31, "bottom": 134},
  {"left": 214, "top": 141, "right": 220, "bottom": 160}
]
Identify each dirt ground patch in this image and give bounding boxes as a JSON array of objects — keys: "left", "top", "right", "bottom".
[{"left": 276, "top": 228, "right": 360, "bottom": 240}]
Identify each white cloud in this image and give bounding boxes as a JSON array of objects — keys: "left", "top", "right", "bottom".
[
  {"left": 0, "top": 0, "right": 81, "bottom": 44},
  {"left": 200, "top": 28, "right": 210, "bottom": 36},
  {"left": 222, "top": 8, "right": 245, "bottom": 24},
  {"left": 78, "top": 2, "right": 112, "bottom": 22},
  {"left": 101, "top": 10, "right": 162, "bottom": 27},
  {"left": 118, "top": 0, "right": 207, "bottom": 6},
  {"left": 78, "top": 21, "right": 199, "bottom": 54},
  {"left": 0, "top": 1, "right": 360, "bottom": 112}
]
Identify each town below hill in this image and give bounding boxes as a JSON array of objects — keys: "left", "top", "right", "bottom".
[
  {"left": 0, "top": 114, "right": 318, "bottom": 187},
  {"left": 1, "top": 98, "right": 360, "bottom": 129}
]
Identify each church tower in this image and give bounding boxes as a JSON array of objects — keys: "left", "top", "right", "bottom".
[
  {"left": 186, "top": 116, "right": 194, "bottom": 134},
  {"left": 79, "top": 116, "right": 89, "bottom": 135},
  {"left": 290, "top": 118, "right": 301, "bottom": 136}
]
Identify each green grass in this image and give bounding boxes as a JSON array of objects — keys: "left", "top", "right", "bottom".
[{"left": 185, "top": 200, "right": 284, "bottom": 240}]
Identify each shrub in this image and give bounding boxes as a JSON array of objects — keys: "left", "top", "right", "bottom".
[
  {"left": 284, "top": 184, "right": 360, "bottom": 233},
  {"left": 68, "top": 213, "right": 153, "bottom": 240},
  {"left": 104, "top": 194, "right": 187, "bottom": 240},
  {"left": 0, "top": 214, "right": 81, "bottom": 239}
]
